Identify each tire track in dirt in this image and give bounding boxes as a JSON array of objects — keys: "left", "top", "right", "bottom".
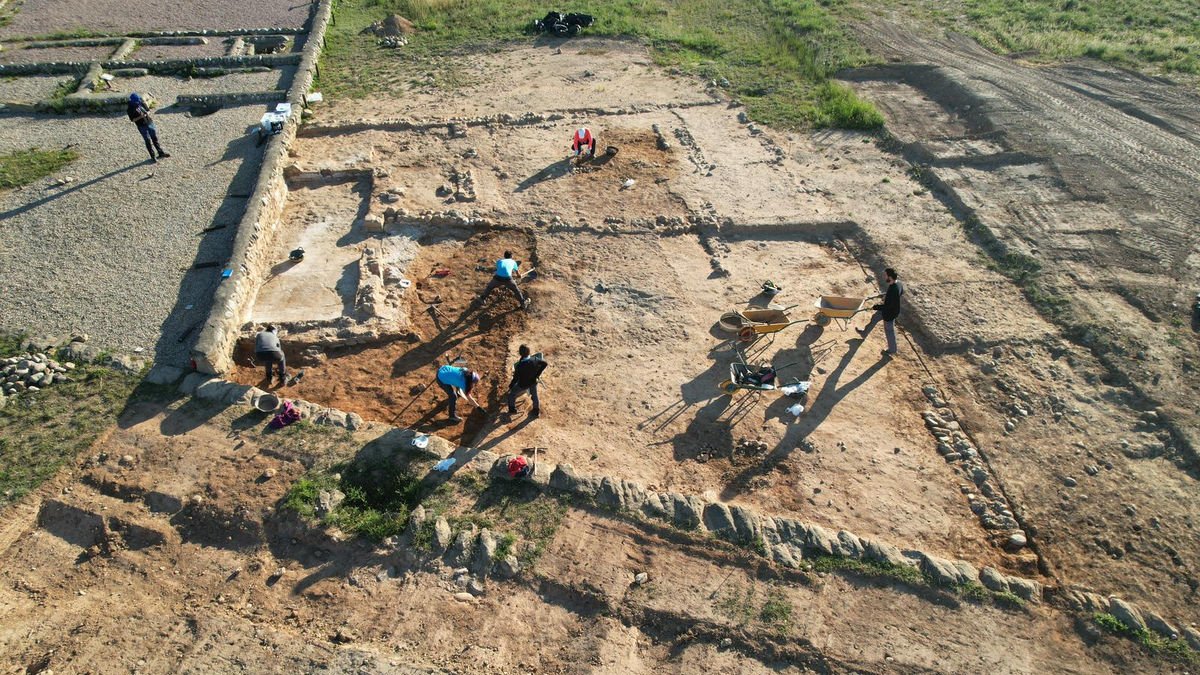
[{"left": 854, "top": 24, "right": 1200, "bottom": 277}]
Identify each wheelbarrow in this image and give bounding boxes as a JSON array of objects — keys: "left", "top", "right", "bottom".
[
  {"left": 718, "top": 304, "right": 805, "bottom": 343},
  {"left": 717, "top": 359, "right": 809, "bottom": 397},
  {"left": 813, "top": 296, "right": 870, "bottom": 330}
]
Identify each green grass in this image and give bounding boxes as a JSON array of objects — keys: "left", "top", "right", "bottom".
[
  {"left": 1094, "top": 612, "right": 1199, "bottom": 663},
  {"left": 897, "top": 0, "right": 1200, "bottom": 76},
  {"left": 281, "top": 453, "right": 423, "bottom": 540},
  {"left": 758, "top": 590, "right": 794, "bottom": 630},
  {"left": 317, "top": 0, "right": 882, "bottom": 129},
  {"left": 810, "top": 554, "right": 927, "bottom": 586},
  {"left": 717, "top": 582, "right": 793, "bottom": 631},
  {"left": 0, "top": 147, "right": 79, "bottom": 190},
  {"left": 459, "top": 480, "right": 569, "bottom": 566},
  {"left": 0, "top": 347, "right": 141, "bottom": 507}
]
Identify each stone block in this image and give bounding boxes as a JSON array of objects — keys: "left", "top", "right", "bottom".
[
  {"left": 702, "top": 503, "right": 735, "bottom": 536},
  {"left": 1108, "top": 597, "right": 1147, "bottom": 633},
  {"left": 979, "top": 567, "right": 1010, "bottom": 593}
]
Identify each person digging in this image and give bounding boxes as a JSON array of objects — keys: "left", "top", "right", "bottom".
[
  {"left": 127, "top": 93, "right": 170, "bottom": 163},
  {"left": 507, "top": 344, "right": 548, "bottom": 418},
  {"left": 254, "top": 325, "right": 288, "bottom": 388},
  {"left": 476, "top": 251, "right": 531, "bottom": 309},
  {"left": 436, "top": 363, "right": 482, "bottom": 424},
  {"left": 572, "top": 127, "right": 596, "bottom": 162}
]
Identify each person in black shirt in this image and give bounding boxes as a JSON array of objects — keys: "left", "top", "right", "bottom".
[
  {"left": 127, "top": 93, "right": 170, "bottom": 163},
  {"left": 507, "top": 344, "right": 547, "bottom": 417},
  {"left": 856, "top": 267, "right": 904, "bottom": 357}
]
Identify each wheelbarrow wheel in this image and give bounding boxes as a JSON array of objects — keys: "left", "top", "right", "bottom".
[
  {"left": 815, "top": 313, "right": 831, "bottom": 327},
  {"left": 737, "top": 326, "right": 756, "bottom": 343},
  {"left": 717, "top": 311, "right": 745, "bottom": 333},
  {"left": 717, "top": 379, "right": 737, "bottom": 395}
]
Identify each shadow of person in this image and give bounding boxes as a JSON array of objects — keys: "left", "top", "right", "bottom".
[
  {"left": 669, "top": 395, "right": 736, "bottom": 463},
  {"left": 514, "top": 157, "right": 573, "bottom": 192},
  {"left": 719, "top": 336, "right": 889, "bottom": 501}
]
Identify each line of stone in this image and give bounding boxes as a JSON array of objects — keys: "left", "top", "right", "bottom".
[
  {"left": 295, "top": 100, "right": 725, "bottom": 138},
  {"left": 190, "top": 0, "right": 334, "bottom": 376},
  {"left": 0, "top": 52, "right": 299, "bottom": 77}
]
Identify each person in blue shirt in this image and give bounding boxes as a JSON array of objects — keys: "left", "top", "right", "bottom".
[
  {"left": 436, "top": 364, "right": 481, "bottom": 423},
  {"left": 127, "top": 93, "right": 170, "bottom": 163},
  {"left": 477, "top": 251, "right": 529, "bottom": 309}
]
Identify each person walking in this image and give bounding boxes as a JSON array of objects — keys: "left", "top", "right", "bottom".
[
  {"left": 436, "top": 363, "right": 481, "bottom": 423},
  {"left": 478, "top": 251, "right": 530, "bottom": 309},
  {"left": 254, "top": 325, "right": 288, "bottom": 386},
  {"left": 856, "top": 267, "right": 904, "bottom": 357},
  {"left": 507, "top": 345, "right": 547, "bottom": 417},
  {"left": 127, "top": 93, "right": 170, "bottom": 163}
]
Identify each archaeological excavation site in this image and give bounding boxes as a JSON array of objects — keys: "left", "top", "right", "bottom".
[{"left": 1, "top": 0, "right": 1199, "bottom": 673}]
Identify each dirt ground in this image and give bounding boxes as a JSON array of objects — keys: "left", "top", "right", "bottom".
[
  {"left": 0, "top": 403, "right": 1137, "bottom": 674},
  {"left": 4, "top": 28, "right": 1200, "bottom": 674}
]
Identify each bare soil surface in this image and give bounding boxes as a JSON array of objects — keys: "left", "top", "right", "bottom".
[
  {"left": 0, "top": 404, "right": 1134, "bottom": 675},
  {"left": 4, "top": 29, "right": 1200, "bottom": 674}
]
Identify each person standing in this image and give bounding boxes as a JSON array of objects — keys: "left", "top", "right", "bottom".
[
  {"left": 856, "top": 267, "right": 904, "bottom": 357},
  {"left": 127, "top": 93, "right": 170, "bottom": 163},
  {"left": 254, "top": 325, "right": 288, "bottom": 386},
  {"left": 507, "top": 345, "right": 547, "bottom": 417},
  {"left": 478, "top": 251, "right": 530, "bottom": 309},
  {"left": 436, "top": 363, "right": 481, "bottom": 423}
]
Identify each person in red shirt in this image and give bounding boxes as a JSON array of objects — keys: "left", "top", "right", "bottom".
[{"left": 572, "top": 127, "right": 596, "bottom": 159}]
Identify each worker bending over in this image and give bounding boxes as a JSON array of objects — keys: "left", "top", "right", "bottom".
[
  {"left": 436, "top": 363, "right": 481, "bottom": 424},
  {"left": 572, "top": 127, "right": 596, "bottom": 159}
]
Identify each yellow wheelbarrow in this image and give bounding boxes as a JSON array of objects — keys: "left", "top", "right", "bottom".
[
  {"left": 813, "top": 296, "right": 871, "bottom": 330},
  {"left": 718, "top": 304, "right": 804, "bottom": 343}
]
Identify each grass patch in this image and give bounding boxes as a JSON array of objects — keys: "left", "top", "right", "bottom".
[
  {"left": 813, "top": 80, "right": 884, "bottom": 129},
  {"left": 993, "top": 590, "right": 1026, "bottom": 609},
  {"left": 463, "top": 480, "right": 569, "bottom": 566},
  {"left": 317, "top": 0, "right": 881, "bottom": 129},
  {"left": 759, "top": 590, "right": 794, "bottom": 631},
  {"left": 0, "top": 147, "right": 79, "bottom": 190},
  {"left": 809, "top": 554, "right": 927, "bottom": 586},
  {"left": 0, "top": 354, "right": 141, "bottom": 507},
  {"left": 281, "top": 452, "right": 423, "bottom": 541},
  {"left": 717, "top": 582, "right": 793, "bottom": 631},
  {"left": 956, "top": 0, "right": 1200, "bottom": 75},
  {"left": 1094, "top": 612, "right": 1199, "bottom": 663}
]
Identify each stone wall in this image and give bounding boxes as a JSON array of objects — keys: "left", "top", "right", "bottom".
[
  {"left": 176, "top": 90, "right": 287, "bottom": 107},
  {"left": 189, "top": 0, "right": 333, "bottom": 375}
]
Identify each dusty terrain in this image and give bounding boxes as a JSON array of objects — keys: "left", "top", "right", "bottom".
[
  {"left": 1, "top": 25, "right": 1198, "bottom": 675},
  {"left": 0, "top": 401, "right": 1130, "bottom": 674}
]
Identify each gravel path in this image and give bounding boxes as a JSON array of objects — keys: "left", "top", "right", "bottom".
[
  {"left": 129, "top": 41, "right": 232, "bottom": 62},
  {"left": 0, "top": 0, "right": 313, "bottom": 38},
  {"left": 0, "top": 75, "right": 75, "bottom": 103},
  {"left": 111, "top": 68, "right": 295, "bottom": 99},
  {"left": 0, "top": 44, "right": 116, "bottom": 65},
  {"left": 0, "top": 87, "right": 267, "bottom": 364}
]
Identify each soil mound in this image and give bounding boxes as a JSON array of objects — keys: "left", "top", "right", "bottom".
[{"left": 363, "top": 14, "right": 417, "bottom": 37}]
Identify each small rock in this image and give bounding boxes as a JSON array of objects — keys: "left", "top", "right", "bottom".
[
  {"left": 1006, "top": 532, "right": 1027, "bottom": 550},
  {"left": 119, "top": 454, "right": 135, "bottom": 467},
  {"left": 1062, "top": 476, "right": 1078, "bottom": 488},
  {"left": 632, "top": 572, "right": 648, "bottom": 586},
  {"left": 453, "top": 591, "right": 475, "bottom": 603},
  {"left": 468, "top": 579, "right": 486, "bottom": 596}
]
